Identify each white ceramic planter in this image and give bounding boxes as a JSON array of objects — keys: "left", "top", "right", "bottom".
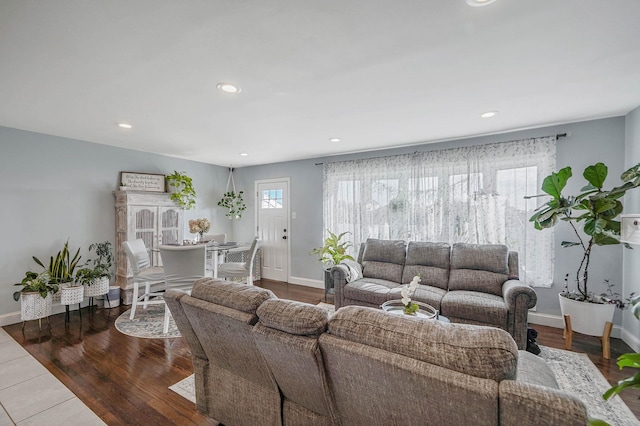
[
  {"left": 60, "top": 283, "right": 84, "bottom": 305},
  {"left": 558, "top": 293, "right": 615, "bottom": 336},
  {"left": 20, "top": 292, "right": 52, "bottom": 321},
  {"left": 84, "top": 276, "right": 109, "bottom": 297}
]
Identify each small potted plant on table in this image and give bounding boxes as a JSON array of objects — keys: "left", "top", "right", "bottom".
[{"left": 310, "top": 230, "right": 355, "bottom": 301}]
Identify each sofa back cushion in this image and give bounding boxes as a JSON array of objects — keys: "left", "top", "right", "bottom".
[
  {"left": 254, "top": 300, "right": 338, "bottom": 422},
  {"left": 448, "top": 243, "right": 510, "bottom": 296},
  {"left": 361, "top": 238, "right": 406, "bottom": 282},
  {"left": 402, "top": 241, "right": 450, "bottom": 289},
  {"left": 328, "top": 306, "right": 518, "bottom": 381}
]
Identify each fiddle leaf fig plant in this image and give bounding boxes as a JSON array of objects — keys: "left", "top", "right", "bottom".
[
  {"left": 166, "top": 171, "right": 196, "bottom": 210},
  {"left": 530, "top": 162, "right": 640, "bottom": 301}
]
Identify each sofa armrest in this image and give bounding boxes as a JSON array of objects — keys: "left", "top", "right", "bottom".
[
  {"left": 331, "top": 264, "right": 349, "bottom": 309},
  {"left": 502, "top": 280, "right": 537, "bottom": 350},
  {"left": 499, "top": 380, "right": 588, "bottom": 426}
]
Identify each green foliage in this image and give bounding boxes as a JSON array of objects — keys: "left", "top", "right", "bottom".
[
  {"left": 218, "top": 191, "right": 246, "bottom": 219},
  {"left": 602, "top": 295, "right": 640, "bottom": 404},
  {"left": 530, "top": 162, "right": 640, "bottom": 299},
  {"left": 403, "top": 302, "right": 419, "bottom": 315},
  {"left": 13, "top": 271, "right": 57, "bottom": 299},
  {"left": 310, "top": 230, "right": 355, "bottom": 266},
  {"left": 32, "top": 239, "right": 81, "bottom": 286},
  {"left": 166, "top": 171, "right": 197, "bottom": 210}
]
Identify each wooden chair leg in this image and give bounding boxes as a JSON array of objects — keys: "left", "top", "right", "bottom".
[
  {"left": 563, "top": 314, "right": 572, "bottom": 351},
  {"left": 602, "top": 321, "right": 613, "bottom": 360}
]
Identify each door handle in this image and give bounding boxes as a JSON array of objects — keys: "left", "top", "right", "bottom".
[{"left": 282, "top": 236, "right": 287, "bottom": 240}]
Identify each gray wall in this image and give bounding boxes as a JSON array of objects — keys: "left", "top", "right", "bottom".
[
  {"left": 624, "top": 106, "right": 640, "bottom": 350},
  {"left": 235, "top": 117, "right": 629, "bottom": 322},
  {"left": 0, "top": 126, "right": 231, "bottom": 324}
]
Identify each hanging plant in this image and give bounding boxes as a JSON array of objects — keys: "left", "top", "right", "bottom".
[
  {"left": 218, "top": 168, "right": 246, "bottom": 219},
  {"left": 166, "top": 171, "right": 197, "bottom": 210}
]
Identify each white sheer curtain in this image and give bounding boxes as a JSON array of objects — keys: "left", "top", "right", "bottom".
[{"left": 323, "top": 136, "right": 556, "bottom": 287}]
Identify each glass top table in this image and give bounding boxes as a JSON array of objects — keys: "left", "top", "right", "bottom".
[{"left": 381, "top": 300, "right": 450, "bottom": 323}]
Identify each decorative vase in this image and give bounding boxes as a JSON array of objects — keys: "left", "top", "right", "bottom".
[
  {"left": 558, "top": 293, "right": 615, "bottom": 336},
  {"left": 60, "top": 283, "right": 84, "bottom": 305},
  {"left": 20, "top": 292, "right": 53, "bottom": 321},
  {"left": 84, "top": 276, "right": 109, "bottom": 297}
]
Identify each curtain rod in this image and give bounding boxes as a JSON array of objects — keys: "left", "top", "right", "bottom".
[{"left": 314, "top": 133, "right": 567, "bottom": 166}]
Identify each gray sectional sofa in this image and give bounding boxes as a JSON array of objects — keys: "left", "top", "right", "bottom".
[
  {"left": 166, "top": 278, "right": 588, "bottom": 426},
  {"left": 332, "top": 239, "right": 537, "bottom": 349}
]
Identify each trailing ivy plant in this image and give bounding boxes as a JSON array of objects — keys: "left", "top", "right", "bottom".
[
  {"left": 218, "top": 191, "right": 246, "bottom": 219},
  {"left": 166, "top": 170, "right": 197, "bottom": 210}
]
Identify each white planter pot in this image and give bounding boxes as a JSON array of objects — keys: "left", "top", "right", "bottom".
[
  {"left": 558, "top": 293, "right": 615, "bottom": 337},
  {"left": 20, "top": 292, "right": 52, "bottom": 321},
  {"left": 60, "top": 283, "right": 84, "bottom": 305},
  {"left": 84, "top": 276, "right": 110, "bottom": 297}
]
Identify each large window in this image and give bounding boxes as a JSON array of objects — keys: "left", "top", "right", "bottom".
[{"left": 322, "top": 136, "right": 556, "bottom": 287}]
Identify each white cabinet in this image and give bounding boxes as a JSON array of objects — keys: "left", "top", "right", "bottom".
[{"left": 114, "top": 190, "right": 183, "bottom": 300}]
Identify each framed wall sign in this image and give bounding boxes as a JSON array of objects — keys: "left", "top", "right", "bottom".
[{"left": 120, "top": 172, "right": 166, "bottom": 192}]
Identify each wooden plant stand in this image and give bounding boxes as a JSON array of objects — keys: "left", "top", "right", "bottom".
[{"left": 563, "top": 314, "right": 613, "bottom": 359}]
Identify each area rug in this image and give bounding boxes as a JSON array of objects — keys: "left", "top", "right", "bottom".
[{"left": 114, "top": 305, "right": 181, "bottom": 338}]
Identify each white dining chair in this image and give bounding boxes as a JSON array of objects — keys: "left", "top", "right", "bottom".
[
  {"left": 159, "top": 244, "right": 208, "bottom": 333},
  {"left": 217, "top": 237, "right": 261, "bottom": 285},
  {"left": 204, "top": 233, "right": 227, "bottom": 272},
  {"left": 123, "top": 239, "right": 165, "bottom": 320},
  {"left": 204, "top": 234, "right": 227, "bottom": 244}
]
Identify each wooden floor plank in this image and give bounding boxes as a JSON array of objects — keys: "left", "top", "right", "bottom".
[{"left": 3, "top": 279, "right": 639, "bottom": 424}]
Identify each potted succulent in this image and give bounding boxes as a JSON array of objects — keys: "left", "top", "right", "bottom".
[
  {"left": 218, "top": 191, "right": 246, "bottom": 219},
  {"left": 13, "top": 271, "right": 57, "bottom": 322},
  {"left": 166, "top": 170, "right": 197, "bottom": 210},
  {"left": 33, "top": 240, "right": 83, "bottom": 306},
  {"left": 76, "top": 241, "right": 113, "bottom": 299},
  {"left": 530, "top": 162, "right": 640, "bottom": 336}
]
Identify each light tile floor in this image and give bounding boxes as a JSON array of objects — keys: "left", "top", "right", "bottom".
[{"left": 0, "top": 328, "right": 105, "bottom": 425}]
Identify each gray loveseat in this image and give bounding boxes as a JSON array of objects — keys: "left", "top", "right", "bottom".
[
  {"left": 332, "top": 239, "right": 537, "bottom": 349},
  {"left": 166, "top": 278, "right": 588, "bottom": 426}
]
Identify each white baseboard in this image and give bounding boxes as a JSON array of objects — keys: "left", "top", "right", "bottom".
[
  {"left": 0, "top": 301, "right": 95, "bottom": 327},
  {"left": 621, "top": 328, "right": 640, "bottom": 352},
  {"left": 528, "top": 312, "right": 623, "bottom": 340},
  {"left": 288, "top": 276, "right": 324, "bottom": 289}
]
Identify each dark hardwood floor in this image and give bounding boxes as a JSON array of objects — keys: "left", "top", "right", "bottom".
[{"left": 3, "top": 279, "right": 639, "bottom": 424}]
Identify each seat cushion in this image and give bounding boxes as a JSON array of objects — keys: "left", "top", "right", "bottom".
[
  {"left": 388, "top": 284, "right": 447, "bottom": 311},
  {"left": 343, "top": 278, "right": 398, "bottom": 306},
  {"left": 449, "top": 243, "right": 509, "bottom": 296},
  {"left": 402, "top": 242, "right": 450, "bottom": 290},
  {"left": 361, "top": 239, "right": 406, "bottom": 282},
  {"left": 218, "top": 262, "right": 249, "bottom": 277},
  {"left": 441, "top": 290, "right": 508, "bottom": 329},
  {"left": 136, "top": 266, "right": 165, "bottom": 281},
  {"left": 328, "top": 306, "right": 518, "bottom": 381},
  {"left": 516, "top": 350, "right": 559, "bottom": 389}
]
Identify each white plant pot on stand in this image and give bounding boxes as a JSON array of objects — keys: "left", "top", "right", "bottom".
[
  {"left": 60, "top": 282, "right": 84, "bottom": 323},
  {"left": 558, "top": 293, "right": 615, "bottom": 359},
  {"left": 84, "top": 276, "right": 110, "bottom": 307},
  {"left": 20, "top": 292, "right": 52, "bottom": 330}
]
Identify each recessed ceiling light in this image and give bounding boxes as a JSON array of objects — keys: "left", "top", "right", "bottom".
[
  {"left": 239, "top": 152, "right": 248, "bottom": 157},
  {"left": 466, "top": 0, "right": 497, "bottom": 6},
  {"left": 118, "top": 123, "right": 133, "bottom": 129},
  {"left": 217, "top": 83, "right": 241, "bottom": 94},
  {"left": 329, "top": 138, "right": 341, "bottom": 143},
  {"left": 481, "top": 111, "right": 498, "bottom": 118}
]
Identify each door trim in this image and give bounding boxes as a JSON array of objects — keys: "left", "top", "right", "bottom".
[{"left": 255, "top": 177, "right": 291, "bottom": 283}]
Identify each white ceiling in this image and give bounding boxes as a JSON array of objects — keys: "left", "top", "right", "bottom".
[{"left": 1, "top": 1, "right": 639, "bottom": 167}]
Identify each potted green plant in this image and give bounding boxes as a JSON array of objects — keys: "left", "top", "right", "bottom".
[
  {"left": 218, "top": 191, "right": 246, "bottom": 219},
  {"left": 530, "top": 162, "right": 640, "bottom": 336},
  {"left": 310, "top": 230, "right": 355, "bottom": 300},
  {"left": 13, "top": 271, "right": 57, "bottom": 322},
  {"left": 166, "top": 170, "right": 197, "bottom": 210},
  {"left": 602, "top": 294, "right": 640, "bottom": 400},
  {"left": 33, "top": 240, "right": 83, "bottom": 305},
  {"left": 76, "top": 241, "right": 113, "bottom": 299}
]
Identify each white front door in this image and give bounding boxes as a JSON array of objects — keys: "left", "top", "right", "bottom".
[{"left": 256, "top": 179, "right": 290, "bottom": 282}]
